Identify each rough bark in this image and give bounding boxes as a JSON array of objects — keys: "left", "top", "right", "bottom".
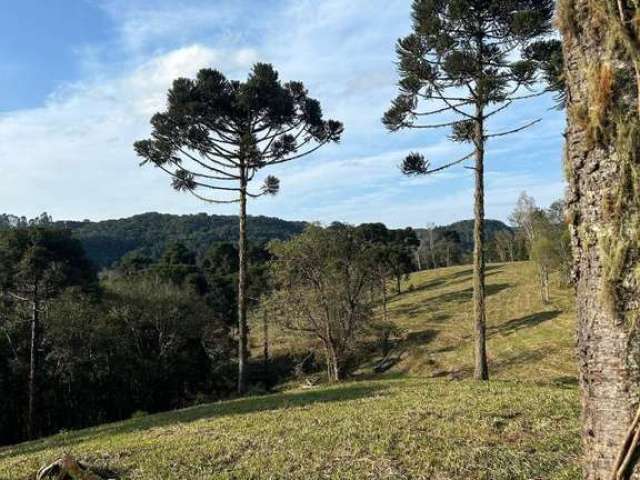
[
  {"left": 473, "top": 104, "right": 489, "bottom": 381},
  {"left": 561, "top": 1, "right": 640, "bottom": 477},
  {"left": 237, "top": 169, "right": 248, "bottom": 395}
]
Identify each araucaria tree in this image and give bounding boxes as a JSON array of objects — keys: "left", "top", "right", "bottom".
[
  {"left": 134, "top": 63, "right": 343, "bottom": 394},
  {"left": 558, "top": 1, "right": 640, "bottom": 478},
  {"left": 383, "top": 0, "right": 561, "bottom": 380}
]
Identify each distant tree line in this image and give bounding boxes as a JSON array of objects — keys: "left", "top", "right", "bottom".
[
  {"left": 415, "top": 219, "right": 526, "bottom": 269},
  {"left": 2, "top": 212, "right": 307, "bottom": 270}
]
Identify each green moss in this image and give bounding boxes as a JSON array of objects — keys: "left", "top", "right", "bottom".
[{"left": 562, "top": 1, "right": 640, "bottom": 321}]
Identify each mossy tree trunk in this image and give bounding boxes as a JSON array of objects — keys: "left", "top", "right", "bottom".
[{"left": 560, "top": 1, "right": 640, "bottom": 478}]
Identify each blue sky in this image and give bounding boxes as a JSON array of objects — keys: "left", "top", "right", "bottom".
[{"left": 0, "top": 0, "right": 566, "bottom": 228}]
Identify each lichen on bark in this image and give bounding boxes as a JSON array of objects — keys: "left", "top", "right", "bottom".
[
  {"left": 559, "top": 0, "right": 640, "bottom": 321},
  {"left": 559, "top": 1, "right": 640, "bottom": 478}
]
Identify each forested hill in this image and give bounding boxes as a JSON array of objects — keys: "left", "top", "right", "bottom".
[
  {"left": 0, "top": 213, "right": 512, "bottom": 270},
  {"left": 55, "top": 212, "right": 307, "bottom": 269},
  {"left": 63, "top": 216, "right": 512, "bottom": 270},
  {"left": 416, "top": 219, "right": 513, "bottom": 249}
]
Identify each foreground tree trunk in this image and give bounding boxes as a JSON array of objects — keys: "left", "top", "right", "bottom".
[
  {"left": 473, "top": 105, "right": 489, "bottom": 381},
  {"left": 237, "top": 170, "right": 248, "bottom": 395},
  {"left": 560, "top": 1, "right": 640, "bottom": 478}
]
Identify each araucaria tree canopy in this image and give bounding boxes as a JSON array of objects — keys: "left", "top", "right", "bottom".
[
  {"left": 134, "top": 63, "right": 343, "bottom": 393},
  {"left": 384, "top": 0, "right": 562, "bottom": 380}
]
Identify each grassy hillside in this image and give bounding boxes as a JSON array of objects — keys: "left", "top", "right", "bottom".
[
  {"left": 373, "top": 261, "right": 576, "bottom": 383},
  {"left": 0, "top": 262, "right": 581, "bottom": 479}
]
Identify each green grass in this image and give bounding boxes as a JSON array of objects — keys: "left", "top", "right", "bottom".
[
  {"left": 370, "top": 262, "right": 576, "bottom": 383},
  {"left": 0, "top": 262, "right": 581, "bottom": 479}
]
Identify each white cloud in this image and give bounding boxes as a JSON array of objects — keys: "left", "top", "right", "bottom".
[
  {"left": 0, "top": 0, "right": 566, "bottom": 227},
  {"left": 0, "top": 44, "right": 257, "bottom": 221},
  {"left": 97, "top": 0, "right": 250, "bottom": 53}
]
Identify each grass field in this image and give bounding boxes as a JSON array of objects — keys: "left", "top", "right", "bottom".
[
  {"left": 0, "top": 262, "right": 581, "bottom": 479},
  {"left": 374, "top": 261, "right": 576, "bottom": 383}
]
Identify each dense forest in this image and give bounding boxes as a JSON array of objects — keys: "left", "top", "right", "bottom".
[{"left": 18, "top": 213, "right": 304, "bottom": 269}]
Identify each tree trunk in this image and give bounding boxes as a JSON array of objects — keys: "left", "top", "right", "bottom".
[
  {"left": 396, "top": 274, "right": 401, "bottom": 295},
  {"left": 381, "top": 278, "right": 388, "bottom": 322},
  {"left": 430, "top": 234, "right": 437, "bottom": 269},
  {"left": 543, "top": 269, "right": 550, "bottom": 304},
  {"left": 537, "top": 265, "right": 550, "bottom": 304},
  {"left": 27, "top": 295, "right": 39, "bottom": 440},
  {"left": 262, "top": 309, "right": 270, "bottom": 391},
  {"left": 237, "top": 171, "right": 249, "bottom": 395},
  {"left": 324, "top": 341, "right": 341, "bottom": 383},
  {"left": 560, "top": 2, "right": 640, "bottom": 477},
  {"left": 473, "top": 104, "right": 489, "bottom": 381}
]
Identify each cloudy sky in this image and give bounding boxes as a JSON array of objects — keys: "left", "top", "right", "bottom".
[{"left": 0, "top": 0, "right": 566, "bottom": 228}]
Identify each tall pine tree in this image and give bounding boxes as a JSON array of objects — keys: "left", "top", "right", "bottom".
[
  {"left": 135, "top": 63, "right": 342, "bottom": 394},
  {"left": 384, "top": 0, "right": 561, "bottom": 380}
]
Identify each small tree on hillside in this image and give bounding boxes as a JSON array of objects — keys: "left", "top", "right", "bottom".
[
  {"left": 509, "top": 191, "right": 538, "bottom": 251},
  {"left": 494, "top": 230, "right": 516, "bottom": 263},
  {"left": 134, "top": 64, "right": 343, "bottom": 394},
  {"left": 268, "top": 225, "right": 375, "bottom": 382},
  {"left": 383, "top": 0, "right": 561, "bottom": 380}
]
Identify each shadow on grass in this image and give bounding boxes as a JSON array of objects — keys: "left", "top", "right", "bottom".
[
  {"left": 388, "top": 282, "right": 510, "bottom": 322},
  {"left": 444, "top": 268, "right": 503, "bottom": 288},
  {"left": 401, "top": 278, "right": 447, "bottom": 294},
  {"left": 1, "top": 382, "right": 389, "bottom": 461},
  {"left": 431, "top": 349, "right": 554, "bottom": 380},
  {"left": 492, "top": 310, "right": 561, "bottom": 335},
  {"left": 430, "top": 283, "right": 511, "bottom": 306},
  {"left": 442, "top": 264, "right": 504, "bottom": 282},
  {"left": 552, "top": 376, "right": 579, "bottom": 387}
]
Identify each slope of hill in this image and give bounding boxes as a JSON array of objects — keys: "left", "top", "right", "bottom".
[
  {"left": 0, "top": 262, "right": 580, "bottom": 479},
  {"left": 375, "top": 261, "right": 576, "bottom": 381},
  {"left": 56, "top": 212, "right": 307, "bottom": 269},
  {"left": 416, "top": 219, "right": 513, "bottom": 250}
]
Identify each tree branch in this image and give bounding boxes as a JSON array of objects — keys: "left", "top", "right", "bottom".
[{"left": 485, "top": 118, "right": 541, "bottom": 139}]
